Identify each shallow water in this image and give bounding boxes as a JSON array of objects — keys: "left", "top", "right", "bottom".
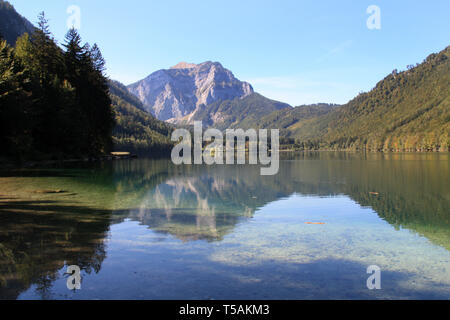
[{"left": 0, "top": 152, "right": 449, "bottom": 299}]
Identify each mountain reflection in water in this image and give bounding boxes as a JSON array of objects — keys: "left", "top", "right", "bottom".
[{"left": 0, "top": 152, "right": 448, "bottom": 299}]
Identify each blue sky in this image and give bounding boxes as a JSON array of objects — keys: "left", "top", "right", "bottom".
[{"left": 9, "top": 0, "right": 450, "bottom": 106}]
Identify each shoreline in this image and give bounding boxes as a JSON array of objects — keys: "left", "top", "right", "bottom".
[
  {"left": 1, "top": 150, "right": 447, "bottom": 170},
  {"left": 0, "top": 154, "right": 140, "bottom": 170}
]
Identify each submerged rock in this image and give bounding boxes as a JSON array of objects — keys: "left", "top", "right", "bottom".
[{"left": 34, "top": 190, "right": 66, "bottom": 194}]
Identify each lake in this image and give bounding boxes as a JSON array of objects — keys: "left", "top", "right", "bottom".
[{"left": 0, "top": 152, "right": 449, "bottom": 300}]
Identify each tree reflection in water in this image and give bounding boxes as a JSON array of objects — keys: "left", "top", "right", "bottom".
[{"left": 0, "top": 152, "right": 448, "bottom": 299}]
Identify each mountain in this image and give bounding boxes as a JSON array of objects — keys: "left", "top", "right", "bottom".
[
  {"left": 2, "top": 0, "right": 447, "bottom": 154},
  {"left": 0, "top": 0, "right": 34, "bottom": 46},
  {"left": 241, "top": 103, "right": 339, "bottom": 130},
  {"left": 127, "top": 61, "right": 288, "bottom": 125},
  {"left": 109, "top": 80, "right": 174, "bottom": 156},
  {"left": 182, "top": 92, "right": 291, "bottom": 130},
  {"left": 283, "top": 46, "right": 450, "bottom": 152}
]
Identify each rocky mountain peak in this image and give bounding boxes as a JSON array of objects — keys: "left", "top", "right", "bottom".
[
  {"left": 128, "top": 61, "right": 254, "bottom": 122},
  {"left": 170, "top": 62, "right": 197, "bottom": 70}
]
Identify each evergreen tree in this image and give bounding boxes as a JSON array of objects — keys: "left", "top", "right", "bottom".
[
  {"left": 0, "top": 39, "right": 31, "bottom": 157},
  {"left": 30, "top": 12, "right": 64, "bottom": 80},
  {"left": 63, "top": 28, "right": 114, "bottom": 155},
  {"left": 1, "top": 14, "right": 115, "bottom": 159},
  {"left": 12, "top": 13, "right": 69, "bottom": 155}
]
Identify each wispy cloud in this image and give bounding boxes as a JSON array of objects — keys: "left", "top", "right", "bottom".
[
  {"left": 316, "top": 40, "right": 353, "bottom": 63},
  {"left": 249, "top": 76, "right": 325, "bottom": 89}
]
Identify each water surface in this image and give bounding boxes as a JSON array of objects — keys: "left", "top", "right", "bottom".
[{"left": 0, "top": 152, "right": 449, "bottom": 299}]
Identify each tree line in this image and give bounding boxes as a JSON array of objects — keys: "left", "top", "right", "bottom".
[
  {"left": 0, "top": 13, "right": 115, "bottom": 161},
  {"left": 276, "top": 47, "right": 450, "bottom": 152},
  {"left": 109, "top": 80, "right": 175, "bottom": 157}
]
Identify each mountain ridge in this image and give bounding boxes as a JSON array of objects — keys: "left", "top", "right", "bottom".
[
  {"left": 1, "top": 0, "right": 447, "bottom": 155},
  {"left": 109, "top": 80, "right": 174, "bottom": 156},
  {"left": 127, "top": 61, "right": 255, "bottom": 121},
  {"left": 281, "top": 46, "right": 450, "bottom": 151},
  {"left": 170, "top": 62, "right": 197, "bottom": 69},
  {"left": 127, "top": 61, "right": 293, "bottom": 127},
  {"left": 0, "top": 0, "right": 34, "bottom": 46}
]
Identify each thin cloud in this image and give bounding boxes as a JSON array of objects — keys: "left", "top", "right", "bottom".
[{"left": 316, "top": 40, "right": 353, "bottom": 63}]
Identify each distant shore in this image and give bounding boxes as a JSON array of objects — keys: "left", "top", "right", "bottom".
[{"left": 2, "top": 149, "right": 448, "bottom": 170}]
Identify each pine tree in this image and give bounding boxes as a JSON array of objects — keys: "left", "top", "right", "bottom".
[
  {"left": 30, "top": 12, "right": 64, "bottom": 80},
  {"left": 1, "top": 13, "right": 121, "bottom": 160},
  {"left": 63, "top": 28, "right": 114, "bottom": 155},
  {"left": 0, "top": 39, "right": 32, "bottom": 158},
  {"left": 88, "top": 44, "right": 115, "bottom": 153},
  {"left": 14, "top": 15, "right": 75, "bottom": 156}
]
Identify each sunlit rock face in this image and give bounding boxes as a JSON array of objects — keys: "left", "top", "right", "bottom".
[{"left": 127, "top": 61, "right": 254, "bottom": 122}]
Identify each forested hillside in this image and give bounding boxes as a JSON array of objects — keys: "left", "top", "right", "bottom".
[
  {"left": 0, "top": 0, "right": 34, "bottom": 46},
  {"left": 183, "top": 93, "right": 290, "bottom": 130},
  {"left": 0, "top": 1, "right": 174, "bottom": 161},
  {"left": 237, "top": 103, "right": 338, "bottom": 139},
  {"left": 0, "top": 13, "right": 115, "bottom": 160},
  {"left": 184, "top": 47, "right": 449, "bottom": 153},
  {"left": 109, "top": 80, "right": 174, "bottom": 156},
  {"left": 284, "top": 47, "right": 450, "bottom": 152}
]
